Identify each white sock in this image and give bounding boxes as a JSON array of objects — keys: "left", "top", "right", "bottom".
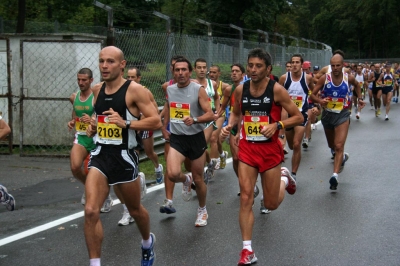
[
  {"left": 220, "top": 151, "right": 226, "bottom": 157},
  {"left": 243, "top": 240, "right": 252, "bottom": 251},
  {"left": 142, "top": 236, "right": 152, "bottom": 249},
  {"left": 155, "top": 164, "right": 161, "bottom": 172},
  {"left": 122, "top": 204, "right": 128, "bottom": 211},
  {"left": 332, "top": 173, "right": 338, "bottom": 178},
  {"left": 89, "top": 258, "right": 101, "bottom": 266},
  {"left": 281, "top": 176, "right": 288, "bottom": 187},
  {"left": 198, "top": 206, "right": 207, "bottom": 213},
  {"left": 184, "top": 174, "right": 192, "bottom": 185}
]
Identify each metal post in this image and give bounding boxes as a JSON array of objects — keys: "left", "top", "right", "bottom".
[
  {"left": 274, "top": 33, "right": 286, "bottom": 74},
  {"left": 230, "top": 24, "right": 243, "bottom": 64},
  {"left": 257, "top": 29, "right": 269, "bottom": 53},
  {"left": 289, "top": 35, "right": 299, "bottom": 53},
  {"left": 153, "top": 11, "right": 172, "bottom": 81},
  {"left": 197, "top": 19, "right": 213, "bottom": 67},
  {"left": 93, "top": 1, "right": 114, "bottom": 45},
  {"left": 301, "top": 38, "right": 311, "bottom": 60}
]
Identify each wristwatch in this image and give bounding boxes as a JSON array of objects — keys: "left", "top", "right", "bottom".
[
  {"left": 125, "top": 120, "right": 131, "bottom": 129},
  {"left": 276, "top": 122, "right": 283, "bottom": 130},
  {"left": 279, "top": 134, "right": 285, "bottom": 139},
  {"left": 193, "top": 117, "right": 198, "bottom": 124}
]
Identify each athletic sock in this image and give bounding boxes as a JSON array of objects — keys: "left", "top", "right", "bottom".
[
  {"left": 142, "top": 236, "right": 153, "bottom": 249},
  {"left": 281, "top": 176, "right": 289, "bottom": 187},
  {"left": 122, "top": 204, "right": 128, "bottom": 211},
  {"left": 89, "top": 258, "right": 101, "bottom": 266},
  {"left": 243, "top": 240, "right": 252, "bottom": 252}
]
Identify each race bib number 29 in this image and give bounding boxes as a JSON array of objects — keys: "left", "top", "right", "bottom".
[{"left": 96, "top": 115, "right": 122, "bottom": 145}]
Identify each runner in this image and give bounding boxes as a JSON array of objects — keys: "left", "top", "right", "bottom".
[
  {"left": 67, "top": 68, "right": 113, "bottom": 213},
  {"left": 85, "top": 46, "right": 160, "bottom": 266},
  {"left": 393, "top": 62, "right": 400, "bottom": 103},
  {"left": 353, "top": 64, "right": 367, "bottom": 119},
  {"left": 159, "top": 55, "right": 186, "bottom": 215},
  {"left": 310, "top": 52, "right": 365, "bottom": 190},
  {"left": 378, "top": 63, "right": 396, "bottom": 120},
  {"left": 302, "top": 60, "right": 315, "bottom": 148},
  {"left": 0, "top": 115, "right": 14, "bottom": 211},
  {"left": 126, "top": 67, "right": 164, "bottom": 182},
  {"left": 372, "top": 63, "right": 383, "bottom": 116},
  {"left": 367, "top": 64, "right": 375, "bottom": 109},
  {"left": 279, "top": 54, "right": 314, "bottom": 180},
  {"left": 164, "top": 57, "right": 214, "bottom": 226},
  {"left": 220, "top": 48, "right": 303, "bottom": 265},
  {"left": 208, "top": 65, "right": 229, "bottom": 170},
  {"left": 192, "top": 58, "right": 220, "bottom": 182}
]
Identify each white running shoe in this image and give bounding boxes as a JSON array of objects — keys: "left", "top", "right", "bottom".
[
  {"left": 182, "top": 173, "right": 193, "bottom": 201},
  {"left": 81, "top": 192, "right": 86, "bottom": 205},
  {"left": 195, "top": 211, "right": 208, "bottom": 227},
  {"left": 139, "top": 172, "right": 147, "bottom": 200},
  {"left": 100, "top": 194, "right": 113, "bottom": 213},
  {"left": 118, "top": 210, "right": 134, "bottom": 226}
]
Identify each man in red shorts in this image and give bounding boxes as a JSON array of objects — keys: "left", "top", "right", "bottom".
[{"left": 220, "top": 48, "right": 303, "bottom": 266}]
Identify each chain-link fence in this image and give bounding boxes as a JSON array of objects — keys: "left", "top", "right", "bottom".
[
  {"left": 0, "top": 37, "right": 12, "bottom": 154},
  {"left": 19, "top": 40, "right": 102, "bottom": 156},
  {"left": 115, "top": 30, "right": 331, "bottom": 106}
]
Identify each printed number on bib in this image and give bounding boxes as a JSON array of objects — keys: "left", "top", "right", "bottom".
[
  {"left": 96, "top": 115, "right": 122, "bottom": 145},
  {"left": 290, "top": 95, "right": 303, "bottom": 111},
  {"left": 384, "top": 80, "right": 392, "bottom": 86},
  {"left": 244, "top": 115, "right": 269, "bottom": 141},
  {"left": 170, "top": 102, "right": 190, "bottom": 123},
  {"left": 75, "top": 117, "right": 89, "bottom": 134},
  {"left": 326, "top": 97, "right": 344, "bottom": 113}
]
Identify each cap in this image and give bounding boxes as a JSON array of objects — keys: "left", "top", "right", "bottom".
[
  {"left": 313, "top": 65, "right": 320, "bottom": 71},
  {"left": 302, "top": 61, "right": 311, "bottom": 69}
]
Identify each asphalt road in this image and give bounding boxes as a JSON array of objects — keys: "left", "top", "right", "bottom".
[{"left": 0, "top": 103, "right": 399, "bottom": 266}]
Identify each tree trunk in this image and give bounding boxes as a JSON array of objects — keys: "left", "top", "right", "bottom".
[{"left": 16, "top": 0, "right": 26, "bottom": 33}]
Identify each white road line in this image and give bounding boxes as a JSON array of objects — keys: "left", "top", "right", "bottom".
[{"left": 0, "top": 158, "right": 233, "bottom": 247}]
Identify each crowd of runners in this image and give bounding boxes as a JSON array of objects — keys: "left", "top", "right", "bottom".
[{"left": 1, "top": 46, "right": 398, "bottom": 266}]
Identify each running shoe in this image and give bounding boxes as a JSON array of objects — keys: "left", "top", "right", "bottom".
[
  {"left": 283, "top": 147, "right": 288, "bottom": 155},
  {"left": 195, "top": 210, "right": 208, "bottom": 227},
  {"left": 205, "top": 159, "right": 217, "bottom": 182},
  {"left": 254, "top": 185, "right": 259, "bottom": 199},
  {"left": 260, "top": 199, "right": 271, "bottom": 214},
  {"left": 159, "top": 199, "right": 176, "bottom": 214},
  {"left": 311, "top": 124, "right": 316, "bottom": 130},
  {"left": 139, "top": 172, "right": 147, "bottom": 200},
  {"left": 238, "top": 249, "right": 257, "bottom": 265},
  {"left": 141, "top": 233, "right": 156, "bottom": 266},
  {"left": 155, "top": 164, "right": 164, "bottom": 184},
  {"left": 385, "top": 115, "right": 389, "bottom": 121},
  {"left": 118, "top": 210, "right": 135, "bottom": 226},
  {"left": 100, "top": 194, "right": 113, "bottom": 213},
  {"left": 356, "top": 112, "right": 360, "bottom": 119},
  {"left": 219, "top": 151, "right": 228, "bottom": 169},
  {"left": 281, "top": 167, "right": 296, "bottom": 195},
  {"left": 214, "top": 158, "right": 221, "bottom": 170},
  {"left": 302, "top": 138, "right": 309, "bottom": 149},
  {"left": 331, "top": 149, "right": 335, "bottom": 160},
  {"left": 0, "top": 184, "right": 15, "bottom": 211},
  {"left": 81, "top": 192, "right": 86, "bottom": 205},
  {"left": 377, "top": 109, "right": 381, "bottom": 115},
  {"left": 329, "top": 174, "right": 338, "bottom": 190},
  {"left": 182, "top": 173, "right": 193, "bottom": 201},
  {"left": 375, "top": 110, "right": 378, "bottom": 117},
  {"left": 339, "top": 153, "right": 349, "bottom": 173}
]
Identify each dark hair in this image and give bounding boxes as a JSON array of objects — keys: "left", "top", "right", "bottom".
[
  {"left": 333, "top": 49, "right": 345, "bottom": 58},
  {"left": 173, "top": 57, "right": 193, "bottom": 72},
  {"left": 291, "top": 54, "right": 304, "bottom": 64},
  {"left": 210, "top": 65, "right": 221, "bottom": 72},
  {"left": 231, "top": 63, "right": 245, "bottom": 74},
  {"left": 247, "top": 48, "right": 272, "bottom": 67},
  {"left": 78, "top": 68, "right": 93, "bottom": 79},
  {"left": 194, "top": 58, "right": 207, "bottom": 68},
  {"left": 286, "top": 61, "right": 291, "bottom": 66},
  {"left": 128, "top": 67, "right": 141, "bottom": 77},
  {"left": 170, "top": 55, "right": 186, "bottom": 64}
]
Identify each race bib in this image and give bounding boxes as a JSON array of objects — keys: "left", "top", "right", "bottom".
[
  {"left": 170, "top": 102, "right": 190, "bottom": 123},
  {"left": 359, "top": 81, "right": 363, "bottom": 87},
  {"left": 75, "top": 117, "right": 89, "bottom": 135},
  {"left": 243, "top": 115, "right": 269, "bottom": 141},
  {"left": 326, "top": 97, "right": 344, "bottom": 113},
  {"left": 96, "top": 115, "right": 122, "bottom": 145},
  {"left": 384, "top": 80, "right": 392, "bottom": 86},
  {"left": 290, "top": 95, "right": 303, "bottom": 111}
]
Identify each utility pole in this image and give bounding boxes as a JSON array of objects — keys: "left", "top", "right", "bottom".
[
  {"left": 230, "top": 24, "right": 243, "bottom": 64},
  {"left": 93, "top": 1, "right": 114, "bottom": 45},
  {"left": 197, "top": 19, "right": 213, "bottom": 66},
  {"left": 153, "top": 11, "right": 173, "bottom": 81}
]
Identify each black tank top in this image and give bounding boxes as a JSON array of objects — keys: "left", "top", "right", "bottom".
[{"left": 95, "top": 80, "right": 139, "bottom": 149}]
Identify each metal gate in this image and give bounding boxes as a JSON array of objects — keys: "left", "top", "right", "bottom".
[
  {"left": 0, "top": 37, "right": 12, "bottom": 154},
  {"left": 20, "top": 40, "right": 102, "bottom": 157}
]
